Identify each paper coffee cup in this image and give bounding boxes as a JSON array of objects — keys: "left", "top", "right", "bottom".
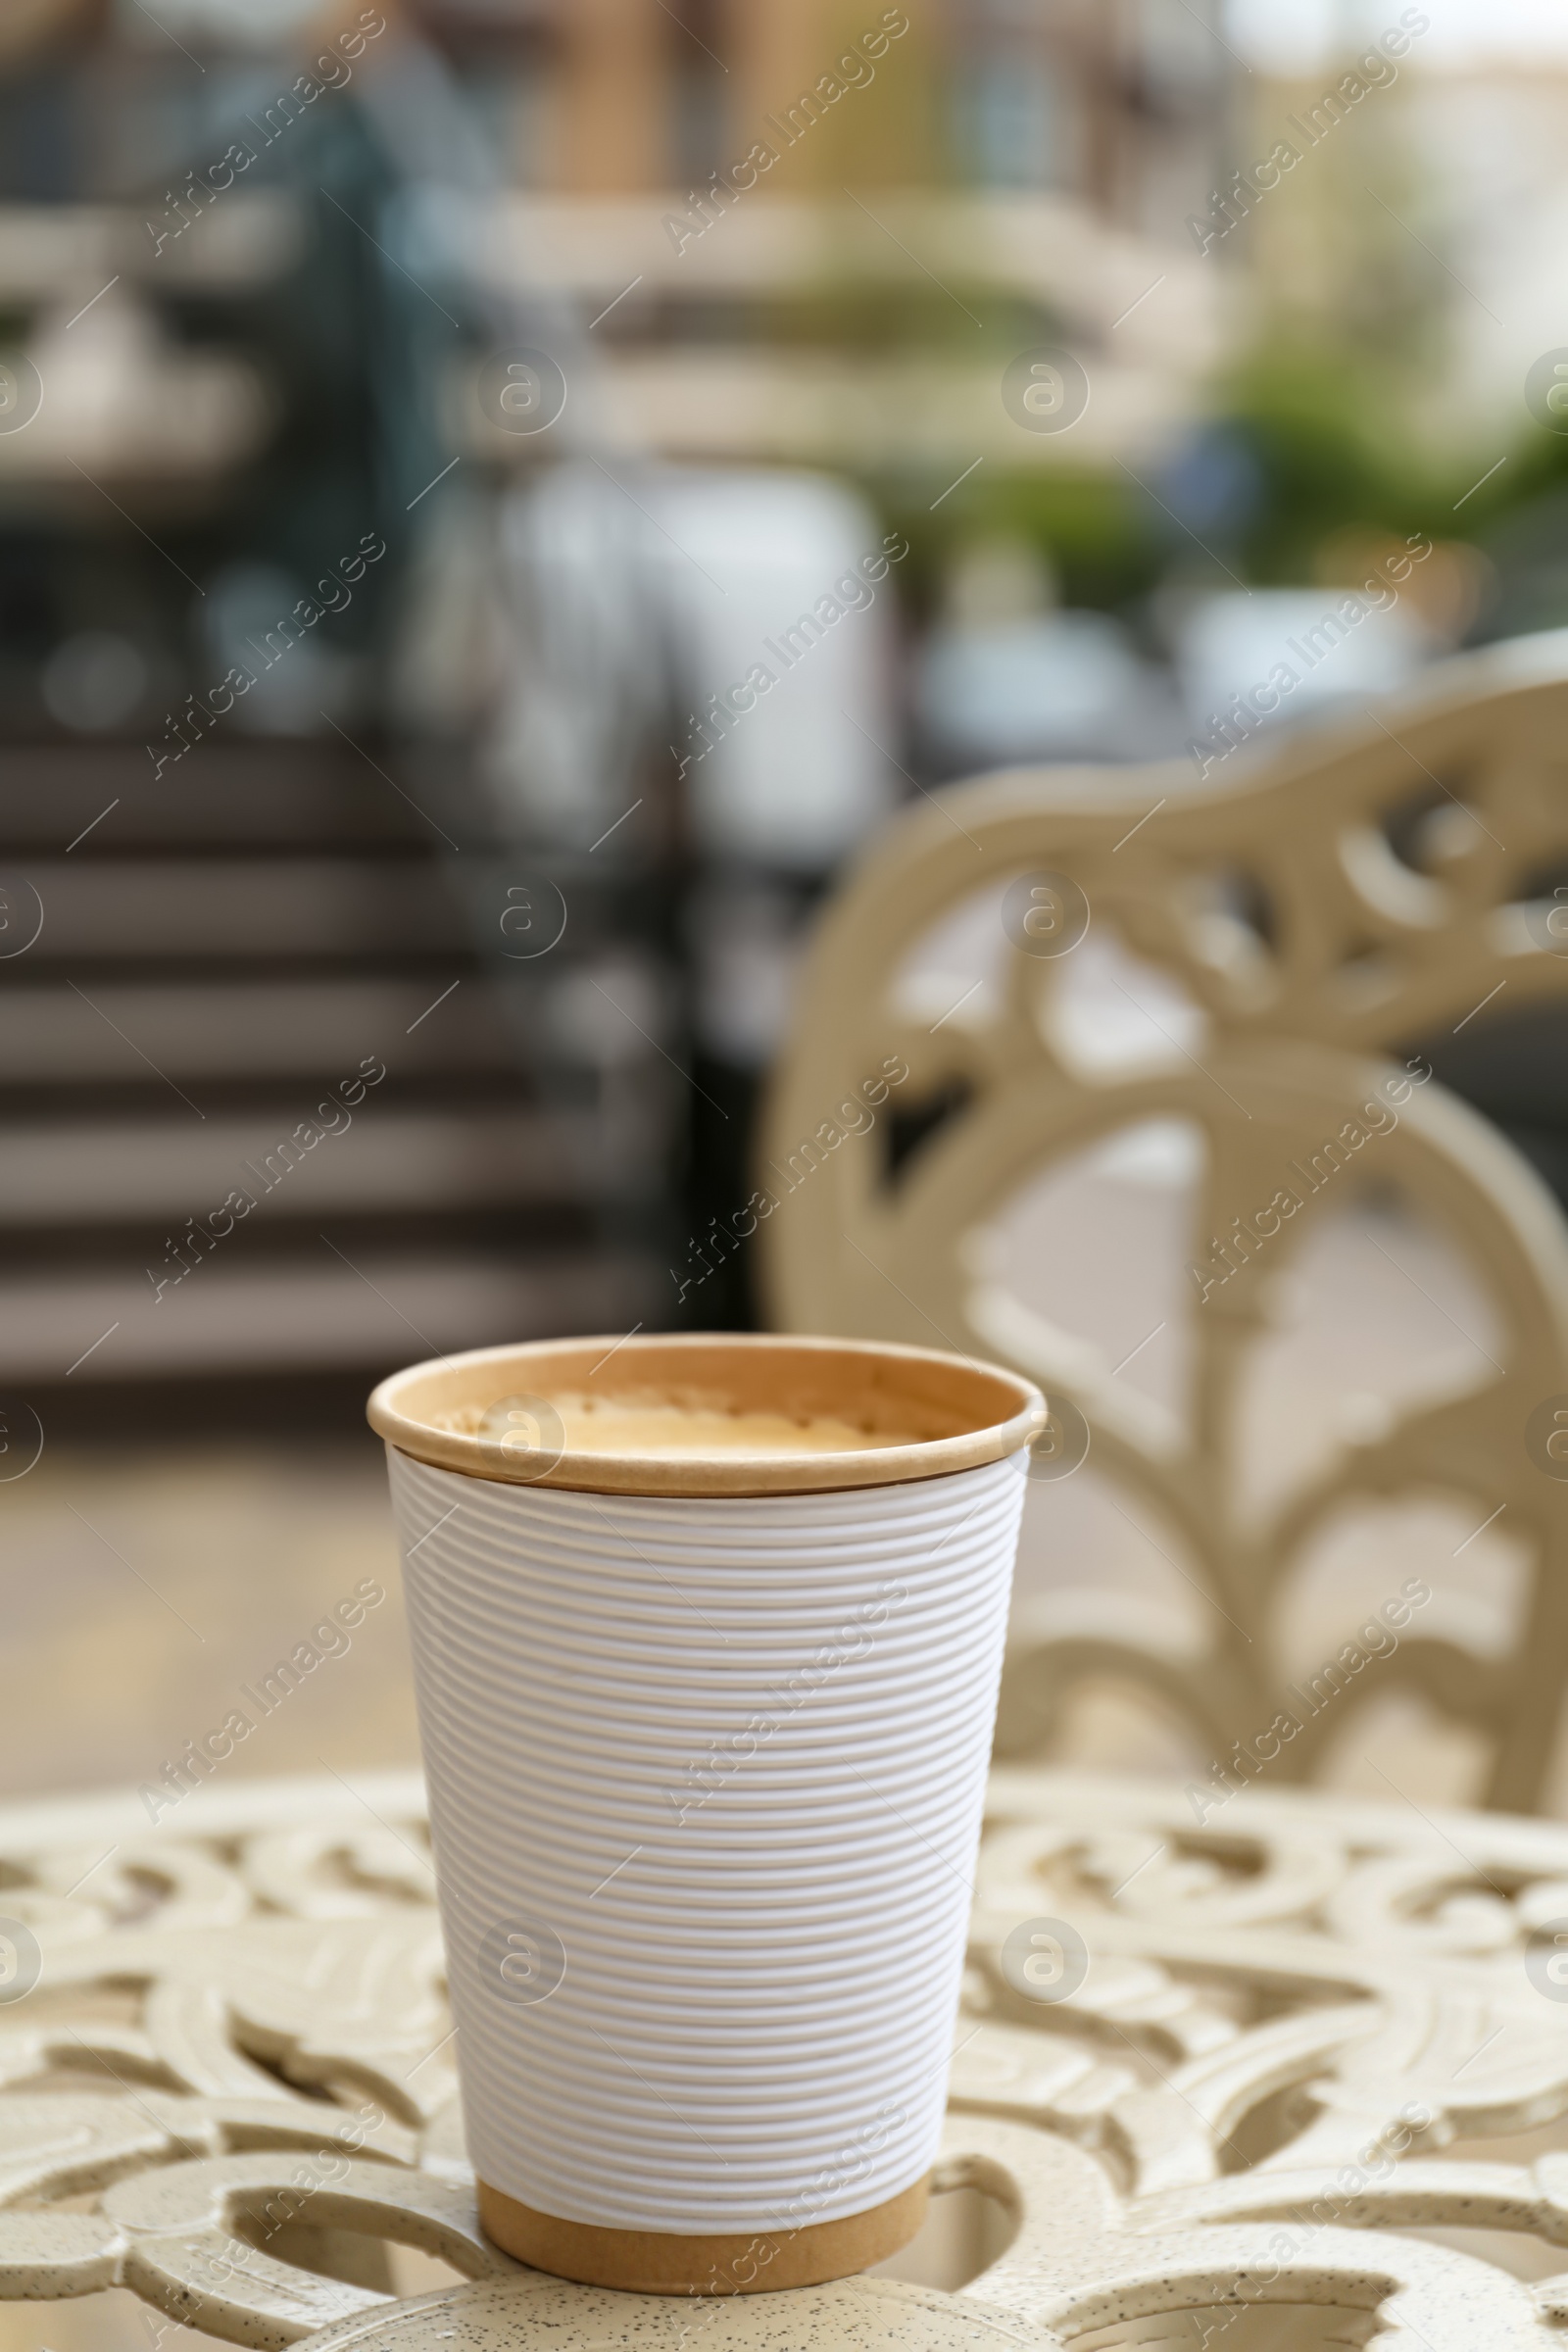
[{"left": 368, "top": 1334, "right": 1043, "bottom": 2295}]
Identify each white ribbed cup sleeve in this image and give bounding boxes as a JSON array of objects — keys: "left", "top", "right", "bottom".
[{"left": 386, "top": 1447, "right": 1026, "bottom": 2233}]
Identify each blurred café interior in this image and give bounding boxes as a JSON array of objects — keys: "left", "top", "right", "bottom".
[{"left": 6, "top": 0, "right": 1568, "bottom": 1810}]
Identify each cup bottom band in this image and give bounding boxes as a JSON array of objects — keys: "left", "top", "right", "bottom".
[{"left": 476, "top": 2175, "right": 930, "bottom": 2294}]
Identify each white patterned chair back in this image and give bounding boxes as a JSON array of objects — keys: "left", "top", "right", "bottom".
[{"left": 760, "top": 634, "right": 1568, "bottom": 1812}]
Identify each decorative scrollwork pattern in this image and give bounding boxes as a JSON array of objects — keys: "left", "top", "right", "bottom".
[{"left": 5, "top": 1772, "right": 1568, "bottom": 2343}]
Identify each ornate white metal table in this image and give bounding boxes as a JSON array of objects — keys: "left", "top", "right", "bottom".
[{"left": 4, "top": 1766, "right": 1568, "bottom": 2351}]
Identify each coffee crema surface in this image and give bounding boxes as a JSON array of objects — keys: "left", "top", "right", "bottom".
[{"left": 499, "top": 1394, "right": 920, "bottom": 1457}]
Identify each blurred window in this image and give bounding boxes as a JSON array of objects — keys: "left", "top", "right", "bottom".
[
  {"left": 953, "top": 52, "right": 1067, "bottom": 191},
  {"left": 666, "top": 0, "right": 725, "bottom": 186},
  {"left": 455, "top": 60, "right": 532, "bottom": 183},
  {"left": 0, "top": 62, "right": 75, "bottom": 198},
  {"left": 671, "top": 63, "right": 725, "bottom": 187},
  {"left": 1138, "top": 0, "right": 1226, "bottom": 102}
]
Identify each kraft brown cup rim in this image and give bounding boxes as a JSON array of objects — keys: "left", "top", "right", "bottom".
[{"left": 367, "top": 1332, "right": 1046, "bottom": 1497}]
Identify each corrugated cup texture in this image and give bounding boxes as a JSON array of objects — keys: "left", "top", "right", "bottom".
[{"left": 385, "top": 1446, "right": 1026, "bottom": 2233}]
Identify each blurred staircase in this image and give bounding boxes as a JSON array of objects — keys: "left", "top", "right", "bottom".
[{"left": 0, "top": 736, "right": 675, "bottom": 1437}]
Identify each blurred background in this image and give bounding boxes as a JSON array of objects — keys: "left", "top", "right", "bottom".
[{"left": 5, "top": 0, "right": 1568, "bottom": 1803}]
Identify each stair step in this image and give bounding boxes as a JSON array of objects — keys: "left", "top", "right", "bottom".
[
  {"left": 0, "top": 743, "right": 452, "bottom": 847},
  {"left": 0, "top": 980, "right": 515, "bottom": 1082},
  {"left": 4, "top": 860, "right": 470, "bottom": 960},
  {"left": 6, "top": 1251, "right": 660, "bottom": 1383},
  {"left": 0, "top": 1108, "right": 627, "bottom": 1226},
  {"left": 0, "top": 746, "right": 683, "bottom": 1405}
]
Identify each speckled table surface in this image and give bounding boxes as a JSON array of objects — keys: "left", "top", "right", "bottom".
[{"left": 3, "top": 1766, "right": 1568, "bottom": 2350}]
